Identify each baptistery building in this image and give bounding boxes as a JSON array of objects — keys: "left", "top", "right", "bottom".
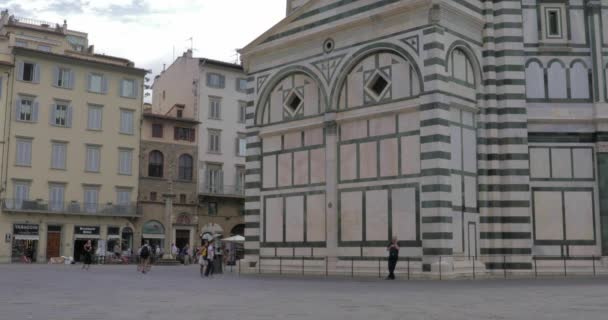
[{"left": 239, "top": 0, "right": 608, "bottom": 273}]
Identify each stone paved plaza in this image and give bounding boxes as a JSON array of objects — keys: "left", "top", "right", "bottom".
[{"left": 1, "top": 264, "right": 607, "bottom": 320}]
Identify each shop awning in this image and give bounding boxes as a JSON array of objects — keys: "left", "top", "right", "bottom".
[
  {"left": 74, "top": 234, "right": 100, "bottom": 239},
  {"left": 14, "top": 235, "right": 39, "bottom": 240},
  {"left": 142, "top": 234, "right": 165, "bottom": 239}
]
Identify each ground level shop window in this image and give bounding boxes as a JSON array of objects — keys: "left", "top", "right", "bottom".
[{"left": 11, "top": 224, "right": 39, "bottom": 263}]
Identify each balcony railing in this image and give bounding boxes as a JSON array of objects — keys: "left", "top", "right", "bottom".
[
  {"left": 200, "top": 184, "right": 245, "bottom": 197},
  {"left": 10, "top": 16, "right": 58, "bottom": 28},
  {"left": 1, "top": 199, "right": 139, "bottom": 217}
]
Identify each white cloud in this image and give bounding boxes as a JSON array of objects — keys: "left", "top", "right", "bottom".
[{"left": 7, "top": 0, "right": 286, "bottom": 77}]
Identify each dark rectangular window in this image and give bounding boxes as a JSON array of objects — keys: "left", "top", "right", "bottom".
[
  {"left": 23, "top": 63, "right": 34, "bottom": 82},
  {"left": 174, "top": 127, "right": 195, "bottom": 142},
  {"left": 152, "top": 124, "right": 163, "bottom": 138},
  {"left": 179, "top": 194, "right": 186, "bottom": 203},
  {"left": 176, "top": 110, "right": 183, "bottom": 118},
  {"left": 150, "top": 192, "right": 157, "bottom": 201},
  {"left": 208, "top": 202, "right": 218, "bottom": 216},
  {"left": 546, "top": 9, "right": 561, "bottom": 37},
  {"left": 107, "top": 227, "right": 120, "bottom": 235}
]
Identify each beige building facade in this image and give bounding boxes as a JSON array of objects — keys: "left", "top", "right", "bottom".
[
  {"left": 0, "top": 11, "right": 145, "bottom": 263},
  {"left": 152, "top": 52, "right": 246, "bottom": 242}
]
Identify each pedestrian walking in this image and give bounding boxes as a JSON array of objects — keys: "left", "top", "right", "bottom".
[
  {"left": 82, "top": 240, "right": 93, "bottom": 270},
  {"left": 182, "top": 244, "right": 190, "bottom": 265},
  {"left": 138, "top": 242, "right": 152, "bottom": 274},
  {"left": 386, "top": 236, "right": 399, "bottom": 280},
  {"left": 204, "top": 240, "right": 215, "bottom": 277},
  {"left": 155, "top": 245, "right": 161, "bottom": 261},
  {"left": 199, "top": 240, "right": 208, "bottom": 277},
  {"left": 171, "top": 243, "right": 178, "bottom": 259}
]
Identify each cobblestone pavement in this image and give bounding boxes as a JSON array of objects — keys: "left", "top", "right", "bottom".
[{"left": 1, "top": 264, "right": 607, "bottom": 320}]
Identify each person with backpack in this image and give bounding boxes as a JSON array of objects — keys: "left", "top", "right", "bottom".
[
  {"left": 199, "top": 240, "right": 209, "bottom": 277},
  {"left": 386, "top": 236, "right": 400, "bottom": 280},
  {"left": 138, "top": 242, "right": 152, "bottom": 274}
]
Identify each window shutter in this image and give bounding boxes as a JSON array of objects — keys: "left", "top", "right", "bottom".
[
  {"left": 87, "top": 74, "right": 92, "bottom": 91},
  {"left": 219, "top": 75, "right": 225, "bottom": 88},
  {"left": 17, "top": 62, "right": 24, "bottom": 81},
  {"left": 32, "top": 101, "right": 39, "bottom": 122},
  {"left": 235, "top": 138, "right": 239, "bottom": 155},
  {"left": 101, "top": 76, "right": 108, "bottom": 94},
  {"left": 0, "top": 76, "right": 3, "bottom": 97},
  {"left": 67, "top": 70, "right": 74, "bottom": 89},
  {"left": 53, "top": 66, "right": 59, "bottom": 86},
  {"left": 33, "top": 64, "right": 40, "bottom": 83},
  {"left": 49, "top": 104, "right": 56, "bottom": 125},
  {"left": 204, "top": 169, "right": 210, "bottom": 191},
  {"left": 66, "top": 105, "right": 73, "bottom": 128},
  {"left": 25, "top": 141, "right": 32, "bottom": 165},
  {"left": 133, "top": 80, "right": 139, "bottom": 98},
  {"left": 14, "top": 100, "right": 20, "bottom": 121},
  {"left": 219, "top": 171, "right": 224, "bottom": 192}
]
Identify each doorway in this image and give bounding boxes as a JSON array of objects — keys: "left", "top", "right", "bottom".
[
  {"left": 175, "top": 230, "right": 190, "bottom": 251},
  {"left": 466, "top": 222, "right": 477, "bottom": 260},
  {"left": 46, "top": 226, "right": 62, "bottom": 260}
]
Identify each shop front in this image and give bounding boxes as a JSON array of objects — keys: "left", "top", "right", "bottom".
[
  {"left": 121, "top": 227, "right": 133, "bottom": 253},
  {"left": 12, "top": 224, "right": 39, "bottom": 263},
  {"left": 73, "top": 226, "right": 100, "bottom": 262},
  {"left": 141, "top": 221, "right": 165, "bottom": 252}
]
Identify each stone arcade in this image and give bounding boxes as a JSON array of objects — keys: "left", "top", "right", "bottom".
[{"left": 239, "top": 0, "right": 608, "bottom": 274}]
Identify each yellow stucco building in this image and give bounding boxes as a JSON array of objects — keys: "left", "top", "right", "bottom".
[{"left": 0, "top": 11, "right": 146, "bottom": 263}]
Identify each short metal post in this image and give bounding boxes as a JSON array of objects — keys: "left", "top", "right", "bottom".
[
  {"left": 407, "top": 258, "right": 410, "bottom": 280},
  {"left": 238, "top": 259, "right": 241, "bottom": 275},
  {"left": 378, "top": 258, "right": 381, "bottom": 279},
  {"left": 563, "top": 255, "right": 567, "bottom": 277},
  {"left": 593, "top": 255, "right": 596, "bottom": 276},
  {"left": 302, "top": 257, "right": 305, "bottom": 276},
  {"left": 503, "top": 256, "right": 507, "bottom": 279},
  {"left": 259, "top": 258, "right": 261, "bottom": 274},
  {"left": 280, "top": 257, "right": 282, "bottom": 275},
  {"left": 472, "top": 256, "right": 476, "bottom": 279},
  {"left": 325, "top": 257, "right": 328, "bottom": 277},
  {"left": 439, "top": 256, "right": 442, "bottom": 280},
  {"left": 351, "top": 257, "right": 354, "bottom": 278},
  {"left": 534, "top": 258, "right": 537, "bottom": 278}
]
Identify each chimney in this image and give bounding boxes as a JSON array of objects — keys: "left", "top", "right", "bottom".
[{"left": 185, "top": 49, "right": 193, "bottom": 58}]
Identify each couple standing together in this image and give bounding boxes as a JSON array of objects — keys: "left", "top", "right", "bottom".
[{"left": 198, "top": 239, "right": 215, "bottom": 277}]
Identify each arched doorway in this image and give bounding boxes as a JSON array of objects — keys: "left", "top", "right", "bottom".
[
  {"left": 121, "top": 227, "right": 133, "bottom": 252},
  {"left": 141, "top": 220, "right": 165, "bottom": 252},
  {"left": 230, "top": 224, "right": 245, "bottom": 236}
]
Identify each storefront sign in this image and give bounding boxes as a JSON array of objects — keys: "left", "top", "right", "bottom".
[
  {"left": 74, "top": 226, "right": 100, "bottom": 235},
  {"left": 13, "top": 224, "right": 39, "bottom": 236}
]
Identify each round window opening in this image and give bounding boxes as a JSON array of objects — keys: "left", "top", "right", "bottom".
[{"left": 323, "top": 38, "right": 335, "bottom": 53}]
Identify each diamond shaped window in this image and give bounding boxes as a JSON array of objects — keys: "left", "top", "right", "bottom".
[
  {"left": 365, "top": 71, "right": 391, "bottom": 100},
  {"left": 284, "top": 90, "right": 304, "bottom": 115}
]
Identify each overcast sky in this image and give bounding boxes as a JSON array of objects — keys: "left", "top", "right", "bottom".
[{"left": 5, "top": 0, "right": 286, "bottom": 78}]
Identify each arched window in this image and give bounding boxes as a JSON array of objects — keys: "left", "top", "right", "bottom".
[
  {"left": 178, "top": 154, "right": 193, "bottom": 180},
  {"left": 525, "top": 60, "right": 545, "bottom": 99},
  {"left": 570, "top": 61, "right": 590, "bottom": 99},
  {"left": 148, "top": 150, "right": 164, "bottom": 177},
  {"left": 547, "top": 60, "right": 567, "bottom": 99},
  {"left": 450, "top": 48, "right": 475, "bottom": 87}
]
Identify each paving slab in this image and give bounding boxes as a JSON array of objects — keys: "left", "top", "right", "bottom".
[{"left": 0, "top": 264, "right": 607, "bottom": 320}]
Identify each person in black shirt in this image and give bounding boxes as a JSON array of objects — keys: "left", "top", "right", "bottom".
[{"left": 386, "top": 236, "right": 399, "bottom": 280}]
